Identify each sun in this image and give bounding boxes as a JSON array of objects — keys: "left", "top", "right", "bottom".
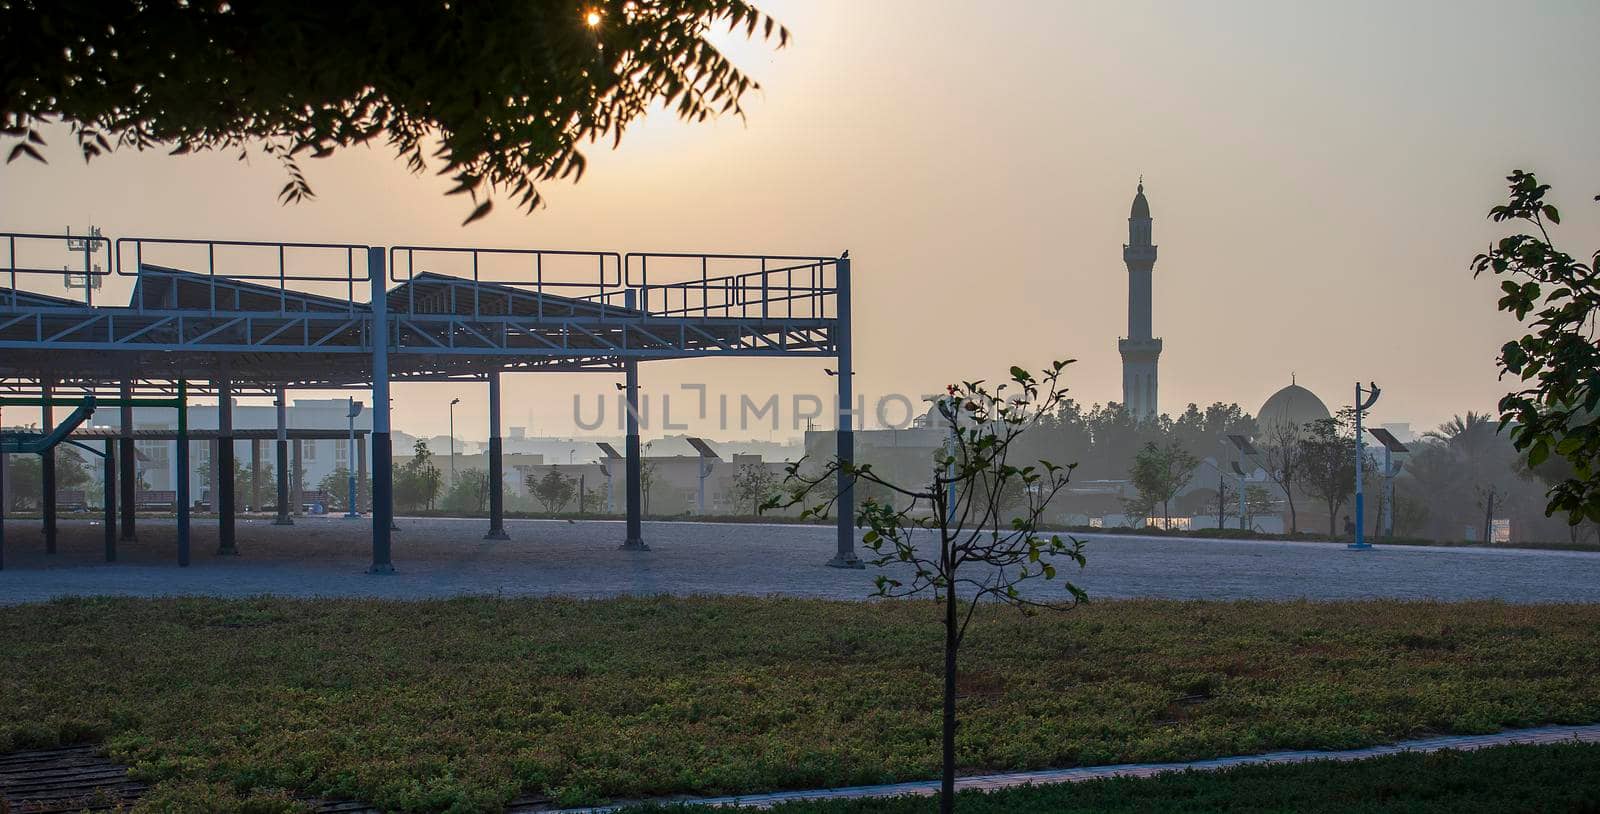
[{"left": 584, "top": 9, "right": 601, "bottom": 27}]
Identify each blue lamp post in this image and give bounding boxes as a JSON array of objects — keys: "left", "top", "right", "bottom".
[{"left": 1349, "top": 381, "right": 1381, "bottom": 550}]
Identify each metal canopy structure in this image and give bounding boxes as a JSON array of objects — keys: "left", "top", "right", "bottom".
[{"left": 0, "top": 231, "right": 863, "bottom": 572}]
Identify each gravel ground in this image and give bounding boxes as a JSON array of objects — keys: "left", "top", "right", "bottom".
[{"left": 3, "top": 515, "right": 1600, "bottom": 605}]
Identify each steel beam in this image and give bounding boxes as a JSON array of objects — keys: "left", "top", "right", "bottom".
[
  {"left": 829, "top": 255, "right": 862, "bottom": 569},
  {"left": 103, "top": 439, "right": 116, "bottom": 562},
  {"left": 216, "top": 377, "right": 237, "bottom": 555},
  {"left": 273, "top": 383, "right": 291, "bottom": 525},
  {"left": 1, "top": 447, "right": 7, "bottom": 570},
  {"left": 621, "top": 292, "right": 647, "bottom": 551},
  {"left": 41, "top": 377, "right": 55, "bottom": 555},
  {"left": 485, "top": 371, "right": 508, "bottom": 540},
  {"left": 291, "top": 437, "right": 303, "bottom": 515},
  {"left": 176, "top": 379, "right": 190, "bottom": 567},
  {"left": 369, "top": 247, "right": 394, "bottom": 573},
  {"left": 251, "top": 439, "right": 262, "bottom": 514},
  {"left": 119, "top": 380, "right": 136, "bottom": 540}
]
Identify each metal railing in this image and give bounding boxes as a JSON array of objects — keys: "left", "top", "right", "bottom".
[
  {"left": 625, "top": 253, "right": 840, "bottom": 320},
  {"left": 114, "top": 237, "right": 369, "bottom": 315},
  {"left": 1, "top": 231, "right": 116, "bottom": 309},
  {"left": 388, "top": 245, "right": 624, "bottom": 319},
  {"left": 3, "top": 231, "right": 842, "bottom": 324}
]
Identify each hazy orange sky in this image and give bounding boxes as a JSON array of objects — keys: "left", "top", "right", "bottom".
[{"left": 3, "top": 0, "right": 1597, "bottom": 441}]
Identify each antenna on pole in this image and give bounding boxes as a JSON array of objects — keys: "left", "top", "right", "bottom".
[{"left": 63, "top": 225, "right": 105, "bottom": 299}]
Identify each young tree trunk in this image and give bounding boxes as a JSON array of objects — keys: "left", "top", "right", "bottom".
[
  {"left": 1483, "top": 490, "right": 1495, "bottom": 544},
  {"left": 1217, "top": 475, "right": 1225, "bottom": 530},
  {"left": 1285, "top": 490, "right": 1297, "bottom": 534},
  {"left": 941, "top": 582, "right": 958, "bottom": 814}
]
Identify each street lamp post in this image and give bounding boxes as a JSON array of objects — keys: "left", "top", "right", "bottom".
[
  {"left": 345, "top": 398, "right": 363, "bottom": 518},
  {"left": 1349, "top": 381, "right": 1381, "bottom": 550},
  {"left": 449, "top": 397, "right": 460, "bottom": 489}
]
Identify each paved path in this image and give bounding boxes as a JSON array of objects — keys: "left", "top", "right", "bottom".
[
  {"left": 554, "top": 723, "right": 1600, "bottom": 812},
  {"left": 4, "top": 516, "right": 1600, "bottom": 605}
]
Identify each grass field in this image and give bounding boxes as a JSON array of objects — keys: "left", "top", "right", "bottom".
[
  {"left": 618, "top": 742, "right": 1600, "bottom": 813},
  {"left": 3, "top": 597, "right": 1599, "bottom": 811}
]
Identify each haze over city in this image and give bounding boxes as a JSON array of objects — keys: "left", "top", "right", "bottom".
[
  {"left": 9, "top": 2, "right": 1600, "bottom": 812},
  {"left": 2, "top": 0, "right": 1597, "bottom": 443}
]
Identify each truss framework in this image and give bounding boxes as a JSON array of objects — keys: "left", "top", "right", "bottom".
[{"left": 0, "top": 231, "right": 861, "bottom": 573}]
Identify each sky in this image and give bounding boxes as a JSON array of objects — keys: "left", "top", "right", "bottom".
[{"left": 3, "top": 0, "right": 1598, "bottom": 443}]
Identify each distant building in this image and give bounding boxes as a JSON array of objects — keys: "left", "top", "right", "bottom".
[
  {"left": 88, "top": 397, "right": 371, "bottom": 502},
  {"left": 1256, "top": 377, "right": 1332, "bottom": 434}
]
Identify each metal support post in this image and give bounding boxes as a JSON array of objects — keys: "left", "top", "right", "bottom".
[
  {"left": 273, "top": 384, "right": 292, "bottom": 525},
  {"left": 829, "top": 255, "right": 863, "bottom": 568},
  {"left": 622, "top": 288, "right": 647, "bottom": 551},
  {"left": 207, "top": 439, "right": 219, "bottom": 516},
  {"left": 41, "top": 377, "right": 55, "bottom": 554},
  {"left": 251, "top": 439, "right": 262, "bottom": 514},
  {"left": 356, "top": 434, "right": 367, "bottom": 514},
  {"left": 0, "top": 447, "right": 6, "bottom": 570},
  {"left": 697, "top": 461, "right": 709, "bottom": 516},
  {"left": 291, "top": 441, "right": 303, "bottom": 515},
  {"left": 119, "top": 380, "right": 136, "bottom": 540},
  {"left": 1349, "top": 381, "right": 1380, "bottom": 551},
  {"left": 217, "top": 378, "right": 236, "bottom": 554},
  {"left": 1383, "top": 446, "right": 1395, "bottom": 540},
  {"left": 176, "top": 379, "right": 190, "bottom": 567},
  {"left": 345, "top": 398, "right": 359, "bottom": 518},
  {"left": 103, "top": 440, "right": 116, "bottom": 561},
  {"left": 485, "top": 371, "right": 508, "bottom": 539},
  {"left": 369, "top": 247, "right": 394, "bottom": 573},
  {"left": 0, "top": 450, "right": 6, "bottom": 570}
]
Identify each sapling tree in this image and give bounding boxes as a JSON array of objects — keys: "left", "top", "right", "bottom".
[
  {"left": 1259, "top": 420, "right": 1306, "bottom": 533},
  {"left": 1130, "top": 439, "right": 1199, "bottom": 529},
  {"left": 529, "top": 467, "right": 576, "bottom": 514},
  {"left": 732, "top": 463, "right": 779, "bottom": 516},
  {"left": 1300, "top": 416, "right": 1361, "bottom": 536},
  {"left": 768, "top": 360, "right": 1087, "bottom": 814}
]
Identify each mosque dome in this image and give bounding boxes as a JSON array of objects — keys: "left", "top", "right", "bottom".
[
  {"left": 1130, "top": 182, "right": 1150, "bottom": 219},
  {"left": 1258, "top": 379, "right": 1331, "bottom": 432}
]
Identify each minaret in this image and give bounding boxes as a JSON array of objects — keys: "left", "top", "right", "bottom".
[{"left": 1118, "top": 179, "right": 1162, "bottom": 421}]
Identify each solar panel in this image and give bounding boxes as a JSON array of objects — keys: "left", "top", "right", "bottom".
[
  {"left": 596, "top": 442, "right": 621, "bottom": 459},
  {"left": 1367, "top": 427, "right": 1409, "bottom": 452},
  {"left": 686, "top": 436, "right": 719, "bottom": 459},
  {"left": 1227, "top": 434, "right": 1259, "bottom": 455}
]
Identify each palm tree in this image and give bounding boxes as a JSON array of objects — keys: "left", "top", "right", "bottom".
[{"left": 1425, "top": 412, "right": 1512, "bottom": 543}]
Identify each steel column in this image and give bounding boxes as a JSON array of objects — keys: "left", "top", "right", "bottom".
[
  {"left": 1383, "top": 446, "right": 1395, "bottom": 540},
  {"left": 485, "top": 371, "right": 508, "bottom": 540},
  {"left": 1, "top": 449, "right": 7, "bottom": 570},
  {"left": 829, "top": 255, "right": 862, "bottom": 568},
  {"left": 621, "top": 287, "right": 647, "bottom": 551},
  {"left": 216, "top": 378, "right": 236, "bottom": 555},
  {"left": 369, "top": 247, "right": 394, "bottom": 573},
  {"left": 103, "top": 439, "right": 116, "bottom": 561},
  {"left": 176, "top": 379, "right": 190, "bottom": 567},
  {"left": 291, "top": 438, "right": 303, "bottom": 513},
  {"left": 41, "top": 377, "right": 55, "bottom": 554},
  {"left": 273, "top": 384, "right": 292, "bottom": 525},
  {"left": 251, "top": 439, "right": 262, "bottom": 514},
  {"left": 119, "top": 380, "right": 136, "bottom": 540},
  {"left": 356, "top": 434, "right": 367, "bottom": 514}
]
